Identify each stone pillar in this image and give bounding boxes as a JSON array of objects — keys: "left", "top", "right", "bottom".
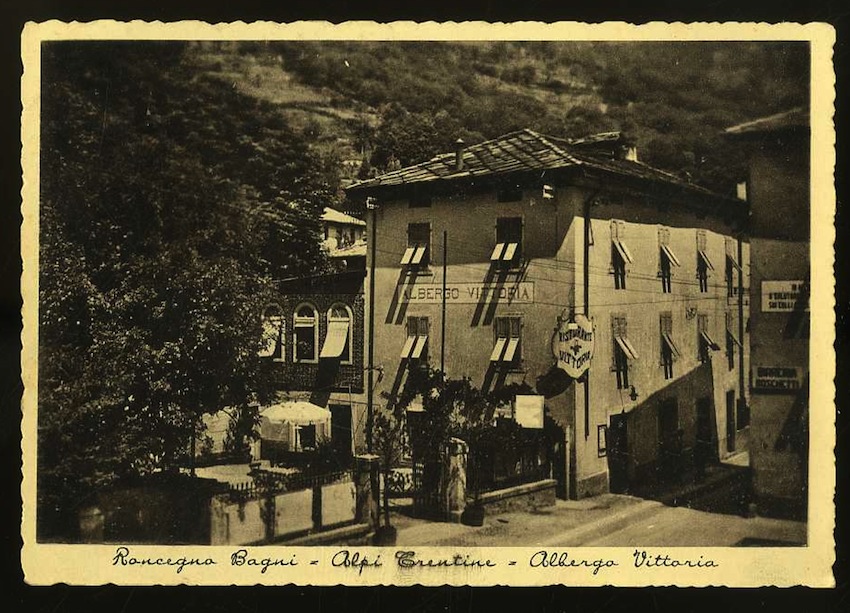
[
  {"left": 354, "top": 454, "right": 380, "bottom": 529},
  {"left": 443, "top": 437, "right": 468, "bottom": 523}
]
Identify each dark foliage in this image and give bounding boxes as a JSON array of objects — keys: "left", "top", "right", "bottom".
[{"left": 37, "top": 41, "right": 336, "bottom": 538}]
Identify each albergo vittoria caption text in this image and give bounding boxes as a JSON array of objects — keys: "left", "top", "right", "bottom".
[{"left": 112, "top": 547, "right": 717, "bottom": 575}]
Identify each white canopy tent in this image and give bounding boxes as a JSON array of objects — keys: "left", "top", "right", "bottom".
[{"left": 260, "top": 401, "right": 332, "bottom": 451}]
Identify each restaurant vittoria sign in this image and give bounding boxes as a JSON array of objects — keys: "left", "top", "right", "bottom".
[{"left": 552, "top": 313, "right": 594, "bottom": 378}]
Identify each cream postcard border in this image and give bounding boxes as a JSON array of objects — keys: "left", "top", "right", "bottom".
[{"left": 20, "top": 20, "right": 836, "bottom": 587}]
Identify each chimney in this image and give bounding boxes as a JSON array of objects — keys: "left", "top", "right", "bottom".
[{"left": 454, "top": 138, "right": 465, "bottom": 171}]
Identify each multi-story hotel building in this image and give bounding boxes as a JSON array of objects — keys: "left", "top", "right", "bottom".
[{"left": 347, "top": 129, "right": 749, "bottom": 498}]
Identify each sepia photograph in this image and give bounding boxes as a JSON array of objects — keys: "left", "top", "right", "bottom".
[{"left": 20, "top": 21, "right": 835, "bottom": 586}]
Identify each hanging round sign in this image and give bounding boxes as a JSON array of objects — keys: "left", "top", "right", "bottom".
[{"left": 552, "top": 313, "right": 594, "bottom": 378}]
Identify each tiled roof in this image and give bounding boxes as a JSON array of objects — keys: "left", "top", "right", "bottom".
[
  {"left": 346, "top": 128, "right": 718, "bottom": 198},
  {"left": 347, "top": 129, "right": 582, "bottom": 190},
  {"left": 725, "top": 107, "right": 809, "bottom": 136},
  {"left": 321, "top": 207, "right": 367, "bottom": 226}
]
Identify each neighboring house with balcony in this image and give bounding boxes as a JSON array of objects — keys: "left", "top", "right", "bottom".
[{"left": 322, "top": 207, "right": 367, "bottom": 270}]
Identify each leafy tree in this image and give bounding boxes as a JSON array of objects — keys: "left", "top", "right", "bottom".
[{"left": 37, "top": 41, "right": 336, "bottom": 538}]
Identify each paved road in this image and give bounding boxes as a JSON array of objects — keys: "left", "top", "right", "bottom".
[
  {"left": 390, "top": 494, "right": 806, "bottom": 547},
  {"left": 577, "top": 504, "right": 806, "bottom": 547}
]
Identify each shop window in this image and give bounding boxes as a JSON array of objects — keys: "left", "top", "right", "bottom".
[
  {"left": 491, "top": 316, "right": 522, "bottom": 368},
  {"left": 491, "top": 217, "right": 523, "bottom": 269},
  {"left": 321, "top": 303, "right": 352, "bottom": 363},
  {"left": 293, "top": 303, "right": 318, "bottom": 363},
  {"left": 259, "top": 305, "right": 285, "bottom": 359},
  {"left": 611, "top": 220, "right": 632, "bottom": 290},
  {"left": 612, "top": 315, "right": 638, "bottom": 389},
  {"left": 401, "top": 223, "right": 430, "bottom": 268}
]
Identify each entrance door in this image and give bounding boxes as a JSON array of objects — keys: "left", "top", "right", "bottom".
[
  {"left": 658, "top": 398, "right": 680, "bottom": 483},
  {"left": 726, "top": 390, "right": 736, "bottom": 453},
  {"left": 695, "top": 397, "right": 716, "bottom": 479},
  {"left": 608, "top": 413, "right": 629, "bottom": 493},
  {"left": 329, "top": 404, "right": 353, "bottom": 461}
]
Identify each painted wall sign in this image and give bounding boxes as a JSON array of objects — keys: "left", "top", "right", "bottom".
[
  {"left": 761, "top": 280, "right": 808, "bottom": 312},
  {"left": 751, "top": 366, "right": 804, "bottom": 393},
  {"left": 552, "top": 314, "right": 594, "bottom": 379},
  {"left": 396, "top": 282, "right": 534, "bottom": 304}
]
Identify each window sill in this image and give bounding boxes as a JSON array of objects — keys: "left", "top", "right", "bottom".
[{"left": 404, "top": 268, "right": 434, "bottom": 277}]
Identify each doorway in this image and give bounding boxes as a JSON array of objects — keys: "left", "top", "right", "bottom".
[
  {"left": 607, "top": 413, "right": 629, "bottom": 493},
  {"left": 658, "top": 398, "right": 680, "bottom": 483},
  {"left": 726, "top": 390, "right": 736, "bottom": 453},
  {"left": 329, "top": 404, "right": 353, "bottom": 461},
  {"left": 695, "top": 397, "right": 716, "bottom": 480}
]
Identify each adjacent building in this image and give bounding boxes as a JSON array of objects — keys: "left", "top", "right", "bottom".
[
  {"left": 347, "top": 129, "right": 749, "bottom": 499},
  {"left": 322, "top": 206, "right": 367, "bottom": 270},
  {"left": 726, "top": 107, "right": 809, "bottom": 520},
  {"left": 256, "top": 269, "right": 369, "bottom": 460}
]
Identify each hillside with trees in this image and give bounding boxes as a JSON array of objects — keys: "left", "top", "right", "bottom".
[{"left": 193, "top": 40, "right": 807, "bottom": 196}]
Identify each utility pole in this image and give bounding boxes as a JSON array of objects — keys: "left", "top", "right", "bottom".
[
  {"left": 583, "top": 193, "right": 593, "bottom": 440},
  {"left": 441, "top": 230, "right": 447, "bottom": 374},
  {"left": 737, "top": 232, "right": 747, "bottom": 428},
  {"left": 366, "top": 196, "right": 377, "bottom": 452}
]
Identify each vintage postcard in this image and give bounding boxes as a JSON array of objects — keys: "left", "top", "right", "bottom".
[{"left": 20, "top": 20, "right": 836, "bottom": 586}]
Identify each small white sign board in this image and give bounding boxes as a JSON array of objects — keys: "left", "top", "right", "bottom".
[
  {"left": 514, "top": 395, "right": 544, "bottom": 429},
  {"left": 761, "top": 280, "right": 808, "bottom": 312}
]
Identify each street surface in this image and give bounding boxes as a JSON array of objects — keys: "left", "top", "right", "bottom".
[{"left": 390, "top": 494, "right": 806, "bottom": 547}]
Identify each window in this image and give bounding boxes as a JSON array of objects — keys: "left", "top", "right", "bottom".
[
  {"left": 491, "top": 217, "right": 523, "bottom": 269},
  {"left": 293, "top": 303, "right": 318, "bottom": 363},
  {"left": 658, "top": 227, "right": 680, "bottom": 293},
  {"left": 259, "top": 305, "right": 284, "bottom": 359},
  {"left": 697, "top": 314, "right": 720, "bottom": 364},
  {"left": 725, "top": 312, "right": 741, "bottom": 371},
  {"left": 696, "top": 230, "right": 713, "bottom": 293},
  {"left": 660, "top": 311, "right": 679, "bottom": 380},
  {"left": 491, "top": 316, "right": 522, "bottom": 368},
  {"left": 297, "top": 424, "right": 317, "bottom": 451},
  {"left": 496, "top": 186, "right": 522, "bottom": 202},
  {"left": 725, "top": 237, "right": 741, "bottom": 298},
  {"left": 612, "top": 315, "right": 638, "bottom": 389},
  {"left": 402, "top": 223, "right": 430, "bottom": 268},
  {"left": 320, "top": 304, "right": 352, "bottom": 363},
  {"left": 401, "top": 316, "right": 429, "bottom": 364},
  {"left": 611, "top": 220, "right": 632, "bottom": 290}
]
